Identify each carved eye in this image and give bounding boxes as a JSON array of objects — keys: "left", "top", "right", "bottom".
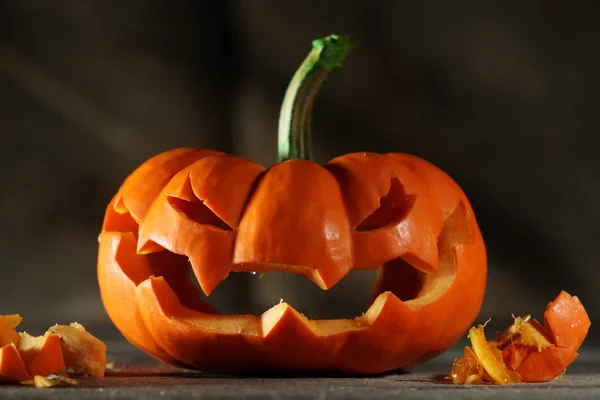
[
  {"left": 356, "top": 177, "right": 415, "bottom": 231},
  {"left": 168, "top": 196, "right": 232, "bottom": 231}
]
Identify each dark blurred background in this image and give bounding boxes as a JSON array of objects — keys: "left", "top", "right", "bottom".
[{"left": 0, "top": 1, "right": 597, "bottom": 342}]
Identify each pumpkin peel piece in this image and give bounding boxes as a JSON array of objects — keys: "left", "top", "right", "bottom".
[
  {"left": 496, "top": 315, "right": 552, "bottom": 352},
  {"left": 449, "top": 291, "right": 590, "bottom": 384},
  {"left": 17, "top": 333, "right": 64, "bottom": 377},
  {"left": 544, "top": 291, "right": 590, "bottom": 349},
  {"left": 512, "top": 346, "right": 577, "bottom": 382},
  {"left": 468, "top": 324, "right": 520, "bottom": 385},
  {"left": 22, "top": 373, "right": 78, "bottom": 388},
  {"left": 0, "top": 316, "right": 106, "bottom": 387},
  {"left": 449, "top": 346, "right": 484, "bottom": 384},
  {"left": 0, "top": 343, "right": 30, "bottom": 382},
  {"left": 48, "top": 323, "right": 107, "bottom": 378},
  {"left": 0, "top": 315, "right": 22, "bottom": 348}
]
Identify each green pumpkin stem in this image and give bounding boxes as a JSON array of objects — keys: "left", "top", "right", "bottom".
[{"left": 278, "top": 34, "right": 355, "bottom": 162}]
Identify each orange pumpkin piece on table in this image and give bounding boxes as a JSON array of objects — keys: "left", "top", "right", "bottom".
[
  {"left": 97, "top": 34, "right": 488, "bottom": 374},
  {"left": 0, "top": 314, "right": 107, "bottom": 384},
  {"left": 17, "top": 332, "right": 64, "bottom": 377},
  {"left": 449, "top": 291, "right": 591, "bottom": 384},
  {"left": 503, "top": 291, "right": 590, "bottom": 382},
  {"left": 49, "top": 323, "right": 107, "bottom": 378},
  {"left": 0, "top": 315, "right": 22, "bottom": 348},
  {"left": 0, "top": 344, "right": 30, "bottom": 382}
]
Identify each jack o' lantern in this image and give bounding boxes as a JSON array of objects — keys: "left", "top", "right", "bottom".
[{"left": 97, "top": 34, "right": 487, "bottom": 374}]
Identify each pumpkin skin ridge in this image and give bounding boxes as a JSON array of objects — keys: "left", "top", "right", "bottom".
[{"left": 98, "top": 148, "right": 486, "bottom": 373}]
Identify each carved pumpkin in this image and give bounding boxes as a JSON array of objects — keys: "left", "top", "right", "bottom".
[{"left": 97, "top": 35, "right": 487, "bottom": 374}]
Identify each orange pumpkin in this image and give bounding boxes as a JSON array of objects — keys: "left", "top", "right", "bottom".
[{"left": 97, "top": 34, "right": 487, "bottom": 374}]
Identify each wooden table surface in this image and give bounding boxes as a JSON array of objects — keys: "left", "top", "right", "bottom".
[{"left": 3, "top": 341, "right": 599, "bottom": 399}]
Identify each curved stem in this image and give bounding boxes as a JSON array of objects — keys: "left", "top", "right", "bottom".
[{"left": 278, "top": 34, "right": 355, "bottom": 162}]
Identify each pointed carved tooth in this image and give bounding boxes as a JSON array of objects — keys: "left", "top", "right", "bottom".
[
  {"left": 184, "top": 224, "right": 235, "bottom": 297},
  {"left": 188, "top": 251, "right": 231, "bottom": 297},
  {"left": 137, "top": 239, "right": 166, "bottom": 255},
  {"left": 310, "top": 265, "right": 350, "bottom": 291},
  {"left": 260, "top": 303, "right": 290, "bottom": 336},
  {"left": 113, "top": 194, "right": 128, "bottom": 214},
  {"left": 362, "top": 292, "right": 416, "bottom": 327},
  {"left": 261, "top": 302, "right": 317, "bottom": 338}
]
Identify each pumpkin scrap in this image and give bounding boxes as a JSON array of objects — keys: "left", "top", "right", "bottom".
[
  {"left": 0, "top": 343, "right": 31, "bottom": 382},
  {"left": 0, "top": 315, "right": 107, "bottom": 388},
  {"left": 49, "top": 323, "right": 107, "bottom": 378},
  {"left": 449, "top": 291, "right": 591, "bottom": 384},
  {"left": 0, "top": 316, "right": 22, "bottom": 347},
  {"left": 22, "top": 374, "right": 79, "bottom": 389},
  {"left": 17, "top": 332, "right": 64, "bottom": 377},
  {"left": 467, "top": 324, "right": 522, "bottom": 385}
]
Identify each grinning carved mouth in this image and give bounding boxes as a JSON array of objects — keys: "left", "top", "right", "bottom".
[{"left": 198, "top": 269, "right": 381, "bottom": 320}]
